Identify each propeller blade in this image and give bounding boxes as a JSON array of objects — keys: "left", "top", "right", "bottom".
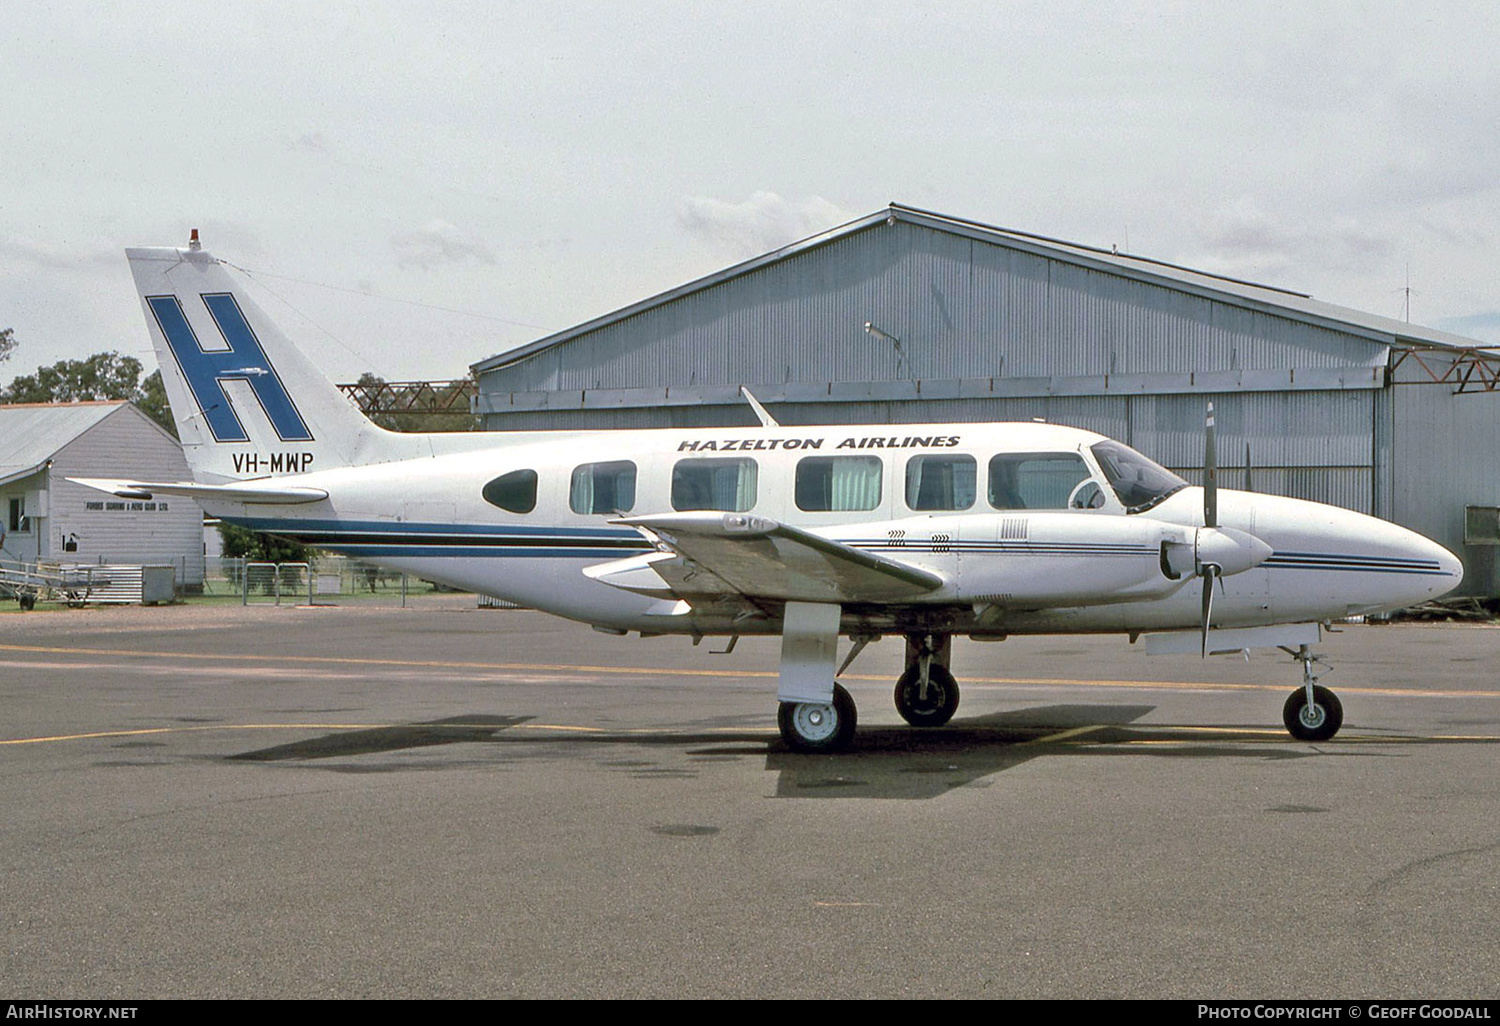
[
  {"left": 1244, "top": 442, "right": 1252, "bottom": 493},
  {"left": 1204, "top": 403, "right": 1218, "bottom": 529},
  {"left": 1199, "top": 564, "right": 1219, "bottom": 658}
]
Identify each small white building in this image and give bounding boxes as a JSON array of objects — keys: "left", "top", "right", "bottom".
[{"left": 0, "top": 401, "right": 204, "bottom": 586}]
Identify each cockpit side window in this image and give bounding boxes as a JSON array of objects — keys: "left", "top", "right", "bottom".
[
  {"left": 482, "top": 469, "right": 538, "bottom": 514},
  {"left": 988, "top": 453, "right": 1093, "bottom": 510},
  {"left": 671, "top": 458, "right": 758, "bottom": 512},
  {"left": 570, "top": 460, "right": 636, "bottom": 515},
  {"left": 1089, "top": 440, "right": 1188, "bottom": 514}
]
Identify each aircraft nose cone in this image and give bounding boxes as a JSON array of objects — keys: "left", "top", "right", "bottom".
[
  {"left": 1391, "top": 524, "right": 1464, "bottom": 602},
  {"left": 1429, "top": 537, "right": 1464, "bottom": 590}
]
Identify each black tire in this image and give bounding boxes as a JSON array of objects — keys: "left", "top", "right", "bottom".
[
  {"left": 18, "top": 593, "right": 35, "bottom": 611},
  {"left": 894, "top": 663, "right": 960, "bottom": 727},
  {"left": 777, "top": 682, "right": 857, "bottom": 753},
  {"left": 1283, "top": 685, "right": 1343, "bottom": 742}
]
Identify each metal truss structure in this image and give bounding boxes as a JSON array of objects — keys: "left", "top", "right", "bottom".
[
  {"left": 1391, "top": 344, "right": 1500, "bottom": 394},
  {"left": 337, "top": 379, "right": 476, "bottom": 416}
]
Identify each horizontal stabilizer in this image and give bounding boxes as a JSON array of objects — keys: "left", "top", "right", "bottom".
[
  {"left": 601, "top": 512, "right": 943, "bottom": 604},
  {"left": 69, "top": 477, "right": 329, "bottom": 505}
]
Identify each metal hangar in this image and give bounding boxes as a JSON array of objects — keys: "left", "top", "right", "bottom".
[{"left": 471, "top": 204, "right": 1500, "bottom": 595}]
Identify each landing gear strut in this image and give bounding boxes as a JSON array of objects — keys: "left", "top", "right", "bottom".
[
  {"left": 775, "top": 602, "right": 858, "bottom": 753},
  {"left": 894, "top": 633, "right": 959, "bottom": 727},
  {"left": 1282, "top": 643, "right": 1343, "bottom": 742}
]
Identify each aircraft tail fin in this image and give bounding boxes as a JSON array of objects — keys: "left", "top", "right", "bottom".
[{"left": 127, "top": 240, "right": 419, "bottom": 483}]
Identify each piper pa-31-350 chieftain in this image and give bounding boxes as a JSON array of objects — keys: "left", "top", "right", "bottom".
[{"left": 77, "top": 237, "right": 1464, "bottom": 752}]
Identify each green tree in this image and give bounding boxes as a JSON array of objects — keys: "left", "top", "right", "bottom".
[
  {"left": 0, "top": 327, "right": 14, "bottom": 364},
  {"left": 0, "top": 351, "right": 177, "bottom": 437},
  {"left": 137, "top": 369, "right": 176, "bottom": 438},
  {"left": 217, "top": 521, "right": 308, "bottom": 563}
]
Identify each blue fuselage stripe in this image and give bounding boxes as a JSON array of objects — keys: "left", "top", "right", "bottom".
[{"left": 223, "top": 519, "right": 1455, "bottom": 576}]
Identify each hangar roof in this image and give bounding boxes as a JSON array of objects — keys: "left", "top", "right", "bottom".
[{"left": 473, "top": 203, "right": 1486, "bottom": 375}]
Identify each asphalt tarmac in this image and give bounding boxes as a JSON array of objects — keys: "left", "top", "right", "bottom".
[{"left": 2, "top": 599, "right": 1497, "bottom": 999}]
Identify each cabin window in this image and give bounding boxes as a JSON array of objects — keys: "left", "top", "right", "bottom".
[
  {"left": 988, "top": 453, "right": 1094, "bottom": 510},
  {"left": 795, "top": 456, "right": 882, "bottom": 512},
  {"left": 570, "top": 460, "right": 636, "bottom": 515},
  {"left": 905, "top": 455, "right": 977, "bottom": 511},
  {"left": 672, "top": 458, "right": 758, "bottom": 512},
  {"left": 482, "top": 469, "right": 538, "bottom": 514}
]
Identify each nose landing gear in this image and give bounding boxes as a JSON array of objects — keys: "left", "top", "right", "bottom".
[{"left": 1281, "top": 644, "right": 1343, "bottom": 742}]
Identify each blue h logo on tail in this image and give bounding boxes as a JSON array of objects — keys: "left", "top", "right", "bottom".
[{"left": 147, "top": 293, "right": 314, "bottom": 443}]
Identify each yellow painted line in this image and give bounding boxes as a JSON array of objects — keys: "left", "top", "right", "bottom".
[
  {"left": 1021, "top": 724, "right": 1104, "bottom": 745},
  {"left": 4, "top": 642, "right": 1499, "bottom": 700},
  {"left": 0, "top": 720, "right": 609, "bottom": 746},
  {"left": 0, "top": 642, "right": 771, "bottom": 680}
]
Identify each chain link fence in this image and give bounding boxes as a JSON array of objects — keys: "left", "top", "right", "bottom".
[{"left": 205, "top": 554, "right": 480, "bottom": 606}]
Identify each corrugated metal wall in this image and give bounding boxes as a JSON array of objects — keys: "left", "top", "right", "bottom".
[
  {"left": 481, "top": 221, "right": 1386, "bottom": 397},
  {"left": 1391, "top": 369, "right": 1500, "bottom": 594}
]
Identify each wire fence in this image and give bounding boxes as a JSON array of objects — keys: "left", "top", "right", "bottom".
[{"left": 204, "top": 555, "right": 481, "bottom": 606}]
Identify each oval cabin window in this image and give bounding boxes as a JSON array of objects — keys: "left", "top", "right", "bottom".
[{"left": 483, "top": 469, "right": 538, "bottom": 514}]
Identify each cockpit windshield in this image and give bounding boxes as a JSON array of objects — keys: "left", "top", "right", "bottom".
[{"left": 1089, "top": 440, "right": 1189, "bottom": 514}]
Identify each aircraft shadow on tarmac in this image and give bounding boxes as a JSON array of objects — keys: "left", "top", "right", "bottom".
[
  {"left": 221, "top": 703, "right": 1475, "bottom": 800},
  {"left": 226, "top": 714, "right": 533, "bottom": 762},
  {"left": 762, "top": 703, "right": 1159, "bottom": 799},
  {"left": 219, "top": 703, "right": 1147, "bottom": 799}
]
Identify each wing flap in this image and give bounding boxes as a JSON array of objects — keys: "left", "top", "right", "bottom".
[{"left": 596, "top": 512, "right": 943, "bottom": 603}]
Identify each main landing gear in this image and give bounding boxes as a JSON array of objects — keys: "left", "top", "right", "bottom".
[
  {"left": 893, "top": 633, "right": 959, "bottom": 727},
  {"left": 777, "top": 683, "right": 858, "bottom": 754},
  {"left": 1282, "top": 643, "right": 1343, "bottom": 742},
  {"left": 775, "top": 626, "right": 961, "bottom": 753}
]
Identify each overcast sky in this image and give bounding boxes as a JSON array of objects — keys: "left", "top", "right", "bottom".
[{"left": 3, "top": 1, "right": 1498, "bottom": 384}]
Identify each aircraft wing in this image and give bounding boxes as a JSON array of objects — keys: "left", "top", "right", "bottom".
[
  {"left": 594, "top": 512, "right": 944, "bottom": 604},
  {"left": 68, "top": 477, "right": 329, "bottom": 505}
]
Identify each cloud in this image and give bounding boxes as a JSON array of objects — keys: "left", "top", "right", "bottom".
[
  {"left": 1435, "top": 312, "right": 1500, "bottom": 346},
  {"left": 676, "top": 191, "right": 851, "bottom": 260},
  {"left": 390, "top": 219, "right": 496, "bottom": 270},
  {"left": 287, "top": 131, "right": 328, "bottom": 153},
  {"left": 0, "top": 235, "right": 119, "bottom": 270},
  {"left": 1186, "top": 198, "right": 1394, "bottom": 285}
]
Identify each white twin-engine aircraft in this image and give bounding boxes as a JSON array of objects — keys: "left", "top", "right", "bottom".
[{"left": 78, "top": 240, "right": 1464, "bottom": 752}]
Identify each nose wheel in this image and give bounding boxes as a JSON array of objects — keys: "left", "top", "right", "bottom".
[
  {"left": 778, "top": 682, "right": 858, "bottom": 753},
  {"left": 1281, "top": 644, "right": 1343, "bottom": 741},
  {"left": 1283, "top": 684, "right": 1343, "bottom": 741}
]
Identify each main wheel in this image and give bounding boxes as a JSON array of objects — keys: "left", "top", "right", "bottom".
[
  {"left": 894, "top": 663, "right": 960, "bottom": 727},
  {"left": 1283, "top": 684, "right": 1343, "bottom": 742},
  {"left": 778, "top": 682, "right": 857, "bottom": 753}
]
